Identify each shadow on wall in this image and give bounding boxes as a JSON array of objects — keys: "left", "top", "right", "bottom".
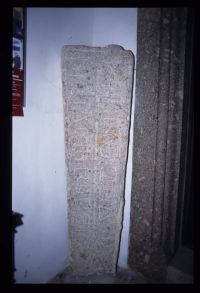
[{"left": 12, "top": 211, "right": 24, "bottom": 283}]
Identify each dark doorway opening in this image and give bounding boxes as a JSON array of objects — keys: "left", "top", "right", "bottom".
[
  {"left": 175, "top": 8, "right": 194, "bottom": 253},
  {"left": 166, "top": 9, "right": 194, "bottom": 283},
  {"left": 181, "top": 122, "right": 193, "bottom": 249},
  {"left": 166, "top": 8, "right": 194, "bottom": 284}
]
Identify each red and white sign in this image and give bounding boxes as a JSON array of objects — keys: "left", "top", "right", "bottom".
[
  {"left": 12, "top": 68, "right": 24, "bottom": 116},
  {"left": 12, "top": 8, "right": 25, "bottom": 116}
]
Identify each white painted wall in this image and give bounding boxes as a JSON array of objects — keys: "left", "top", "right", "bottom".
[{"left": 12, "top": 8, "right": 137, "bottom": 283}]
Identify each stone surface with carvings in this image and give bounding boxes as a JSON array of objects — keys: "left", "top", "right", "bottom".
[{"left": 61, "top": 45, "right": 134, "bottom": 275}]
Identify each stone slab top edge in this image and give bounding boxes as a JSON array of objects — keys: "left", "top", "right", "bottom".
[{"left": 61, "top": 44, "right": 134, "bottom": 60}]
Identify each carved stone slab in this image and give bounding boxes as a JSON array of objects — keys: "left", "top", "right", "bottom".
[{"left": 62, "top": 45, "right": 134, "bottom": 275}]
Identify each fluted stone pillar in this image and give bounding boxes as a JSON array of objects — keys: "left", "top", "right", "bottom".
[
  {"left": 62, "top": 45, "right": 134, "bottom": 275},
  {"left": 128, "top": 8, "right": 188, "bottom": 280}
]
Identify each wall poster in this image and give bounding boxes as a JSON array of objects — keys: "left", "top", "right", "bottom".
[{"left": 12, "top": 7, "right": 26, "bottom": 116}]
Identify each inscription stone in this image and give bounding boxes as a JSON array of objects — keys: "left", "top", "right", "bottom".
[{"left": 61, "top": 45, "right": 134, "bottom": 275}]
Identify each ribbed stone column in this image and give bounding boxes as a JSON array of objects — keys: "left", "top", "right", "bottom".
[
  {"left": 128, "top": 8, "right": 187, "bottom": 280},
  {"left": 62, "top": 45, "right": 134, "bottom": 275}
]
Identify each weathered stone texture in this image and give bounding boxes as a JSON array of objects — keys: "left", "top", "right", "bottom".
[
  {"left": 62, "top": 45, "right": 134, "bottom": 275},
  {"left": 128, "top": 8, "right": 187, "bottom": 281}
]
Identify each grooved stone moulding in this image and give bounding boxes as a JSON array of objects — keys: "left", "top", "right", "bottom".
[
  {"left": 61, "top": 45, "right": 134, "bottom": 275},
  {"left": 128, "top": 8, "right": 188, "bottom": 281}
]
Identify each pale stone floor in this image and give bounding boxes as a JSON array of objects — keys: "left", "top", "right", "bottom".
[
  {"left": 48, "top": 248, "right": 194, "bottom": 284},
  {"left": 48, "top": 267, "right": 149, "bottom": 284}
]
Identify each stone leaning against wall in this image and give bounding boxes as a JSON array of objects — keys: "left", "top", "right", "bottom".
[{"left": 61, "top": 45, "right": 134, "bottom": 275}]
